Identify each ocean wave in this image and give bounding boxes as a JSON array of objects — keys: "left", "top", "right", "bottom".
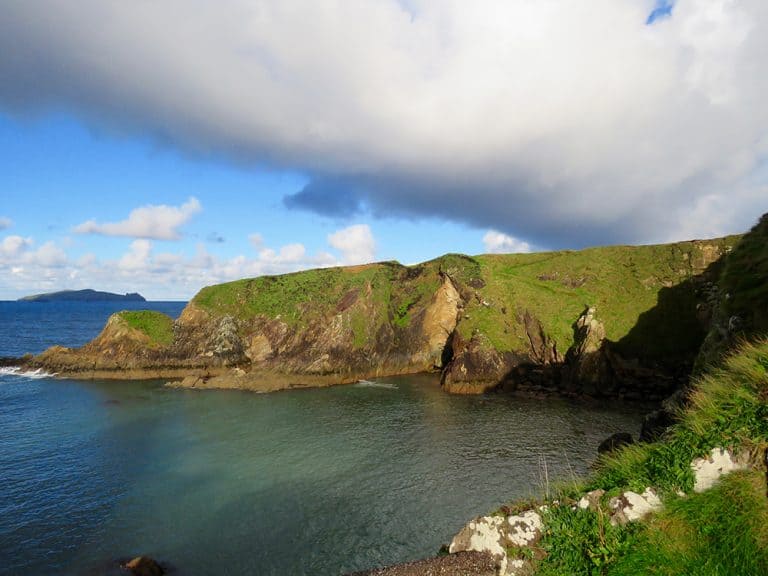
[
  {"left": 0, "top": 366, "right": 57, "bottom": 379},
  {"left": 354, "top": 379, "right": 398, "bottom": 390}
]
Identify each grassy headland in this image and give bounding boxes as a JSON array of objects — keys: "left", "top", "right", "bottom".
[{"left": 116, "top": 310, "right": 175, "bottom": 347}]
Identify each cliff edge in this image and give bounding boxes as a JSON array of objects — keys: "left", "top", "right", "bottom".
[{"left": 25, "top": 232, "right": 742, "bottom": 397}]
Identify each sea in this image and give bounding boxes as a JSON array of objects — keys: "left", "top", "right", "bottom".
[{"left": 0, "top": 301, "right": 651, "bottom": 575}]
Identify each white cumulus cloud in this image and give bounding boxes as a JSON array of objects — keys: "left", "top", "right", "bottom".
[
  {"left": 0, "top": 235, "right": 32, "bottom": 259},
  {"left": 482, "top": 231, "right": 531, "bottom": 254},
  {"left": 118, "top": 239, "right": 153, "bottom": 270},
  {"left": 328, "top": 224, "right": 376, "bottom": 264},
  {"left": 74, "top": 197, "right": 201, "bottom": 240}
]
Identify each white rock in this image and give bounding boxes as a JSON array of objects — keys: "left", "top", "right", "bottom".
[
  {"left": 577, "top": 489, "right": 605, "bottom": 511},
  {"left": 449, "top": 516, "right": 507, "bottom": 574},
  {"left": 505, "top": 510, "right": 542, "bottom": 547},
  {"left": 450, "top": 509, "right": 544, "bottom": 576},
  {"left": 507, "top": 558, "right": 528, "bottom": 576},
  {"left": 609, "top": 487, "right": 663, "bottom": 525},
  {"left": 691, "top": 448, "right": 749, "bottom": 493}
]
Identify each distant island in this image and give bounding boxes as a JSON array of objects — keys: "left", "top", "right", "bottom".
[{"left": 19, "top": 289, "right": 146, "bottom": 303}]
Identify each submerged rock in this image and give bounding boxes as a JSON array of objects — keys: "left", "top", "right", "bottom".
[{"left": 639, "top": 408, "right": 676, "bottom": 442}]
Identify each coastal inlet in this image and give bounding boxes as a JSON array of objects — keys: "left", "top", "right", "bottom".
[{"left": 0, "top": 370, "right": 651, "bottom": 575}]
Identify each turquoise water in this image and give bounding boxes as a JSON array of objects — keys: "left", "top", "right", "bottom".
[{"left": 0, "top": 302, "right": 651, "bottom": 575}]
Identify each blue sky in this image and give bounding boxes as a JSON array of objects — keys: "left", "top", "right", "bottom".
[
  {"left": 0, "top": 113, "right": 497, "bottom": 299},
  {"left": 1, "top": 0, "right": 766, "bottom": 299}
]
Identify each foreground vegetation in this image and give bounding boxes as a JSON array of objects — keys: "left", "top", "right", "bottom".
[{"left": 528, "top": 338, "right": 768, "bottom": 575}]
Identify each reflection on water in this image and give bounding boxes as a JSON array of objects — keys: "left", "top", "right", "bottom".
[{"left": 0, "top": 373, "right": 652, "bottom": 575}]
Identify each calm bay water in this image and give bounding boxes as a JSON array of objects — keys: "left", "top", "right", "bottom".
[{"left": 0, "top": 302, "right": 650, "bottom": 575}]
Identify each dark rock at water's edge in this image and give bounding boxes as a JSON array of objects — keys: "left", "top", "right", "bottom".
[
  {"left": 640, "top": 407, "right": 677, "bottom": 442},
  {"left": 89, "top": 555, "right": 170, "bottom": 576},
  {"left": 598, "top": 432, "right": 634, "bottom": 454},
  {"left": 0, "top": 354, "right": 31, "bottom": 367},
  {"left": 18, "top": 289, "right": 146, "bottom": 302},
  {"left": 122, "top": 556, "right": 165, "bottom": 576}
]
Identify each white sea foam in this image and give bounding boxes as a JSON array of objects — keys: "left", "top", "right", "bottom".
[
  {"left": 354, "top": 379, "right": 398, "bottom": 390},
  {"left": 0, "top": 366, "right": 57, "bottom": 379}
]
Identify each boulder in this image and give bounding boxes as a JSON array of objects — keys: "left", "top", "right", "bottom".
[
  {"left": 608, "top": 488, "right": 662, "bottom": 525},
  {"left": 577, "top": 489, "right": 605, "bottom": 511},
  {"left": 598, "top": 432, "right": 634, "bottom": 455},
  {"left": 691, "top": 447, "right": 749, "bottom": 493},
  {"left": 122, "top": 556, "right": 164, "bottom": 576},
  {"left": 639, "top": 408, "right": 676, "bottom": 442},
  {"left": 449, "top": 509, "right": 543, "bottom": 575}
]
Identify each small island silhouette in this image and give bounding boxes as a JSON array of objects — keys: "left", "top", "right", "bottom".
[{"left": 19, "top": 289, "right": 146, "bottom": 303}]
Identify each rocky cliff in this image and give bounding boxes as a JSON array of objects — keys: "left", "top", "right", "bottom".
[{"left": 26, "top": 234, "right": 742, "bottom": 396}]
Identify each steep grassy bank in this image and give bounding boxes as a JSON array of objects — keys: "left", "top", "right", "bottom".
[{"left": 529, "top": 338, "right": 768, "bottom": 575}]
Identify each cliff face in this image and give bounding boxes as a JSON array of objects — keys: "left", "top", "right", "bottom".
[
  {"left": 695, "top": 213, "right": 768, "bottom": 372},
  {"left": 29, "top": 233, "right": 744, "bottom": 395}
]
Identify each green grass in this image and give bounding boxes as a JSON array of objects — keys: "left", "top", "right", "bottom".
[
  {"left": 460, "top": 237, "right": 737, "bottom": 358},
  {"left": 609, "top": 470, "right": 768, "bottom": 576},
  {"left": 189, "top": 233, "right": 739, "bottom": 365},
  {"left": 536, "top": 503, "right": 642, "bottom": 576},
  {"left": 535, "top": 470, "right": 768, "bottom": 576},
  {"left": 524, "top": 338, "right": 768, "bottom": 575},
  {"left": 117, "top": 310, "right": 174, "bottom": 346},
  {"left": 589, "top": 339, "right": 768, "bottom": 494},
  {"left": 193, "top": 266, "right": 380, "bottom": 325}
]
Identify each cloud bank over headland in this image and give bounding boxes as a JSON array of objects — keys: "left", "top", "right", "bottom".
[{"left": 1, "top": 0, "right": 767, "bottom": 247}]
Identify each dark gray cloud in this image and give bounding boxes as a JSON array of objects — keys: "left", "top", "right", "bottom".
[
  {"left": 284, "top": 177, "right": 364, "bottom": 219},
  {"left": 1, "top": 0, "right": 767, "bottom": 246}
]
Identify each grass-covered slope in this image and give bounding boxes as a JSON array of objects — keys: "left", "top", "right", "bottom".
[
  {"left": 188, "top": 237, "right": 736, "bottom": 388},
  {"left": 117, "top": 311, "right": 175, "bottom": 346},
  {"left": 529, "top": 338, "right": 768, "bottom": 576},
  {"left": 608, "top": 469, "right": 768, "bottom": 576},
  {"left": 193, "top": 260, "right": 443, "bottom": 344},
  {"left": 192, "top": 240, "right": 735, "bottom": 358},
  {"left": 465, "top": 238, "right": 736, "bottom": 361}
]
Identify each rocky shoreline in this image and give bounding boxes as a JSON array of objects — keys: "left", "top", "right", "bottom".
[{"left": 6, "top": 237, "right": 737, "bottom": 406}]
